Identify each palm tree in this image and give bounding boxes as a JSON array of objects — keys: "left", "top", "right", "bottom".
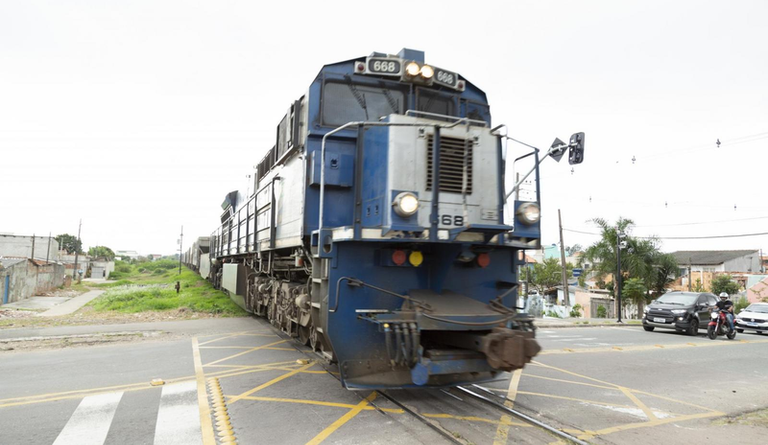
[{"left": 580, "top": 217, "right": 678, "bottom": 318}]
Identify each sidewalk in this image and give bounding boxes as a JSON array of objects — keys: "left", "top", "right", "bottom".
[{"left": 37, "top": 290, "right": 105, "bottom": 317}]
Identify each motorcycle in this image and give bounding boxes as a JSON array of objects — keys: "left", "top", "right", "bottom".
[{"left": 708, "top": 309, "right": 736, "bottom": 340}]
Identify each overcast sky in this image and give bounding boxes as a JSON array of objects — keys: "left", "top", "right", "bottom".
[{"left": 1, "top": 1, "right": 766, "bottom": 257}]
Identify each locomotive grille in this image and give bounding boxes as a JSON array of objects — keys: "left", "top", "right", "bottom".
[{"left": 426, "top": 135, "right": 473, "bottom": 194}]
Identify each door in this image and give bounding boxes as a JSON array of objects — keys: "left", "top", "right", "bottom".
[{"left": 696, "top": 295, "right": 711, "bottom": 327}]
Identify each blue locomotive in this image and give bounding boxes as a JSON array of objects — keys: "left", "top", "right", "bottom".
[{"left": 203, "top": 49, "right": 584, "bottom": 389}]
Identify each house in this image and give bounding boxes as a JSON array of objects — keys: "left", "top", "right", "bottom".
[
  {"left": 670, "top": 250, "right": 761, "bottom": 290},
  {"left": 0, "top": 258, "right": 65, "bottom": 304},
  {"left": 115, "top": 250, "right": 141, "bottom": 260},
  {"left": 671, "top": 250, "right": 761, "bottom": 273}
]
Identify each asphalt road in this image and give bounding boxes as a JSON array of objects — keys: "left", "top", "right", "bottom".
[{"left": 1, "top": 320, "right": 767, "bottom": 445}]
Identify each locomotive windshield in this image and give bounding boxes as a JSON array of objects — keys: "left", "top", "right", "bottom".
[
  {"left": 416, "top": 89, "right": 457, "bottom": 117},
  {"left": 322, "top": 81, "right": 405, "bottom": 126}
]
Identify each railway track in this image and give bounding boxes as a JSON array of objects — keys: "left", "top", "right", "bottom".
[
  {"left": 373, "top": 385, "right": 589, "bottom": 445},
  {"left": 279, "top": 324, "right": 588, "bottom": 444}
]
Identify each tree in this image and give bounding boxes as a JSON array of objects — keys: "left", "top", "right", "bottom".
[
  {"left": 88, "top": 246, "right": 115, "bottom": 261},
  {"left": 565, "top": 244, "right": 583, "bottom": 256},
  {"left": 580, "top": 217, "right": 678, "bottom": 317},
  {"left": 623, "top": 278, "right": 648, "bottom": 316},
  {"left": 648, "top": 252, "right": 679, "bottom": 296},
  {"left": 55, "top": 234, "right": 82, "bottom": 254},
  {"left": 531, "top": 258, "right": 572, "bottom": 294},
  {"left": 711, "top": 274, "right": 740, "bottom": 296}
]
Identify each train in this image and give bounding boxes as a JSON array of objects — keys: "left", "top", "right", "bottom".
[{"left": 182, "top": 48, "right": 584, "bottom": 389}]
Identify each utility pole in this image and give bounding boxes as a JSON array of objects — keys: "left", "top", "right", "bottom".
[
  {"left": 558, "top": 209, "right": 570, "bottom": 307},
  {"left": 616, "top": 229, "right": 623, "bottom": 323},
  {"left": 31, "top": 234, "right": 35, "bottom": 260},
  {"left": 687, "top": 257, "right": 692, "bottom": 291},
  {"left": 46, "top": 232, "right": 51, "bottom": 263},
  {"left": 73, "top": 220, "right": 82, "bottom": 282},
  {"left": 178, "top": 226, "right": 183, "bottom": 275}
]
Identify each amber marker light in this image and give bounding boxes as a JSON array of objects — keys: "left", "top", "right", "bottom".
[{"left": 409, "top": 251, "right": 424, "bottom": 267}]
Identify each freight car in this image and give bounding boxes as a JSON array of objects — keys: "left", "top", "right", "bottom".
[{"left": 195, "top": 49, "right": 584, "bottom": 389}]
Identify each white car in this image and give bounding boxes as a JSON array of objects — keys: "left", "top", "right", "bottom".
[{"left": 735, "top": 303, "right": 768, "bottom": 334}]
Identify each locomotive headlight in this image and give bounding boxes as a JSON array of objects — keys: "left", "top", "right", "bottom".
[
  {"left": 392, "top": 192, "right": 419, "bottom": 217},
  {"left": 516, "top": 202, "right": 540, "bottom": 225},
  {"left": 405, "top": 62, "right": 421, "bottom": 76},
  {"left": 420, "top": 65, "right": 434, "bottom": 79}
]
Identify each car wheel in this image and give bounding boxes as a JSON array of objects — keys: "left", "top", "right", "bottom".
[
  {"left": 687, "top": 319, "right": 699, "bottom": 336},
  {"left": 736, "top": 329, "right": 744, "bottom": 333},
  {"left": 643, "top": 326, "right": 654, "bottom": 332}
]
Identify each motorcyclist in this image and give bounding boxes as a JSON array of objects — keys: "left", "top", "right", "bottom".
[{"left": 715, "top": 292, "right": 735, "bottom": 332}]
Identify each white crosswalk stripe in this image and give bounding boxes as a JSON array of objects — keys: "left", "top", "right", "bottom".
[
  {"left": 44, "top": 381, "right": 205, "bottom": 445},
  {"left": 153, "top": 381, "right": 203, "bottom": 445},
  {"left": 52, "top": 391, "right": 124, "bottom": 445}
]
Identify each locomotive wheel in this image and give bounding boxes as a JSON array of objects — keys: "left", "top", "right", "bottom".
[
  {"left": 309, "top": 325, "right": 321, "bottom": 352},
  {"left": 298, "top": 325, "right": 310, "bottom": 346}
]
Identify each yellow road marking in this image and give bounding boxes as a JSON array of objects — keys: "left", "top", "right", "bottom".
[
  {"left": 515, "top": 390, "right": 680, "bottom": 415},
  {"left": 203, "top": 339, "right": 288, "bottom": 366},
  {"left": 227, "top": 362, "right": 315, "bottom": 405},
  {"left": 231, "top": 395, "right": 403, "bottom": 414},
  {"left": 619, "top": 386, "right": 657, "bottom": 420},
  {"left": 492, "top": 368, "right": 523, "bottom": 445},
  {"left": 523, "top": 373, "right": 616, "bottom": 390},
  {"left": 589, "top": 411, "right": 724, "bottom": 437},
  {"left": 305, "top": 392, "right": 377, "bottom": 445},
  {"left": 425, "top": 413, "right": 529, "bottom": 427},
  {"left": 198, "top": 331, "right": 250, "bottom": 346},
  {"left": 192, "top": 337, "right": 217, "bottom": 445}
]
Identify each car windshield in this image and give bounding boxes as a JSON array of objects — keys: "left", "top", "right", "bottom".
[
  {"left": 745, "top": 304, "right": 768, "bottom": 313},
  {"left": 655, "top": 293, "right": 698, "bottom": 305}
]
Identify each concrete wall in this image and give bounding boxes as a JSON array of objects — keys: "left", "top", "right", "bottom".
[
  {"left": 0, "top": 260, "right": 65, "bottom": 303},
  {"left": 0, "top": 234, "right": 60, "bottom": 262},
  {"left": 723, "top": 253, "right": 761, "bottom": 273}
]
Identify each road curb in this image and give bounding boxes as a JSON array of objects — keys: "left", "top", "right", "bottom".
[
  {"left": 0, "top": 331, "right": 164, "bottom": 343},
  {"left": 535, "top": 323, "right": 644, "bottom": 329}
]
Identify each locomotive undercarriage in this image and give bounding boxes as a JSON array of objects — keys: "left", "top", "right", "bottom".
[{"left": 210, "top": 248, "right": 335, "bottom": 359}]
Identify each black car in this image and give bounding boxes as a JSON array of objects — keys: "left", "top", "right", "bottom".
[{"left": 642, "top": 291, "right": 718, "bottom": 336}]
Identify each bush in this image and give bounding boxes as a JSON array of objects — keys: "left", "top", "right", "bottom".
[
  {"left": 546, "top": 310, "right": 562, "bottom": 318},
  {"left": 597, "top": 305, "right": 607, "bottom": 318},
  {"left": 570, "top": 304, "right": 583, "bottom": 318},
  {"left": 735, "top": 296, "right": 750, "bottom": 314}
]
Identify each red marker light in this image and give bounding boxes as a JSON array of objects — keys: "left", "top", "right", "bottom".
[
  {"left": 356, "top": 62, "right": 365, "bottom": 72},
  {"left": 477, "top": 253, "right": 490, "bottom": 268},
  {"left": 392, "top": 250, "right": 407, "bottom": 266}
]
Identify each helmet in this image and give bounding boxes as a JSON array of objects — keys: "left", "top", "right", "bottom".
[{"left": 719, "top": 292, "right": 728, "bottom": 298}]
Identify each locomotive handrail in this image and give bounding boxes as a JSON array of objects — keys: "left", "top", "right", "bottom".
[
  {"left": 331, "top": 276, "right": 432, "bottom": 313},
  {"left": 403, "top": 110, "right": 489, "bottom": 127},
  {"left": 318, "top": 116, "right": 486, "bottom": 233}
]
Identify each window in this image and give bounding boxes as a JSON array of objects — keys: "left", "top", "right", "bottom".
[
  {"left": 322, "top": 81, "right": 404, "bottom": 126},
  {"left": 417, "top": 90, "right": 456, "bottom": 117}
]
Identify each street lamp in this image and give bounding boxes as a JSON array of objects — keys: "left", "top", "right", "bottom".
[{"left": 616, "top": 229, "right": 626, "bottom": 323}]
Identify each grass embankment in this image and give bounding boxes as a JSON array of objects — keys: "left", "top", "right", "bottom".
[{"left": 88, "top": 260, "right": 246, "bottom": 316}]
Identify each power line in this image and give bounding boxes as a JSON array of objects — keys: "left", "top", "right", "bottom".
[
  {"left": 563, "top": 227, "right": 768, "bottom": 240},
  {"left": 634, "top": 215, "right": 768, "bottom": 228}
]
